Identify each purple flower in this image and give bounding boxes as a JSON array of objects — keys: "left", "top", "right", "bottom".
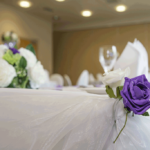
[
  {"left": 9, "top": 47, "right": 20, "bottom": 54},
  {"left": 121, "top": 75, "right": 150, "bottom": 115}
]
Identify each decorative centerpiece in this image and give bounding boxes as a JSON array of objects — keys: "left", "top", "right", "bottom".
[
  {"left": 2, "top": 31, "right": 20, "bottom": 49},
  {"left": 102, "top": 68, "right": 150, "bottom": 143},
  {"left": 0, "top": 44, "right": 47, "bottom": 89}
]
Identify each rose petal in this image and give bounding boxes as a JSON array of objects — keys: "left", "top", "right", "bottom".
[{"left": 133, "top": 86, "right": 143, "bottom": 99}]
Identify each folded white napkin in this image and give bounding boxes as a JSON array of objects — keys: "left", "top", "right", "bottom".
[
  {"left": 114, "top": 39, "right": 148, "bottom": 78},
  {"left": 76, "top": 70, "right": 89, "bottom": 86}
]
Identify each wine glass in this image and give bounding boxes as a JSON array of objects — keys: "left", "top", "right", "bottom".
[{"left": 99, "top": 45, "right": 117, "bottom": 73}]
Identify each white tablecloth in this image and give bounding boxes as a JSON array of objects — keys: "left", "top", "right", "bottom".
[{"left": 0, "top": 88, "right": 150, "bottom": 150}]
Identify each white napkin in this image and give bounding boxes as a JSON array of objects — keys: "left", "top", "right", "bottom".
[
  {"left": 114, "top": 39, "right": 148, "bottom": 78},
  {"left": 76, "top": 70, "right": 89, "bottom": 86}
]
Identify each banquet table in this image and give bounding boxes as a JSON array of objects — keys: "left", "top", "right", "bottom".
[{"left": 1, "top": 88, "right": 150, "bottom": 150}]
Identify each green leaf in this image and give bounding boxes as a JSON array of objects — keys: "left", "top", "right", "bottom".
[
  {"left": 19, "top": 56, "right": 27, "bottom": 69},
  {"left": 26, "top": 81, "right": 32, "bottom": 89},
  {"left": 116, "top": 86, "right": 123, "bottom": 99},
  {"left": 7, "top": 77, "right": 19, "bottom": 88},
  {"left": 15, "top": 67, "right": 27, "bottom": 77},
  {"left": 13, "top": 53, "right": 21, "bottom": 64},
  {"left": 142, "top": 112, "right": 149, "bottom": 116},
  {"left": 20, "top": 76, "right": 29, "bottom": 88},
  {"left": 124, "top": 108, "right": 131, "bottom": 113},
  {"left": 3, "top": 50, "right": 21, "bottom": 65},
  {"left": 14, "top": 44, "right": 18, "bottom": 49},
  {"left": 106, "top": 85, "right": 116, "bottom": 98},
  {"left": 3, "top": 50, "right": 14, "bottom": 65},
  {"left": 4, "top": 36, "right": 11, "bottom": 41},
  {"left": 8, "top": 76, "right": 29, "bottom": 89},
  {"left": 26, "top": 44, "right": 36, "bottom": 56}
]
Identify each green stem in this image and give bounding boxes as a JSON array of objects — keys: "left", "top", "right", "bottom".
[
  {"left": 113, "top": 112, "right": 129, "bottom": 144},
  {"left": 132, "top": 112, "right": 134, "bottom": 117}
]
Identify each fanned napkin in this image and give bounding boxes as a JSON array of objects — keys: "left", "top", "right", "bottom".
[
  {"left": 76, "top": 70, "right": 89, "bottom": 86},
  {"left": 114, "top": 39, "right": 148, "bottom": 78}
]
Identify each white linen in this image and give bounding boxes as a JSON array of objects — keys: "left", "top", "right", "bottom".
[
  {"left": 114, "top": 39, "right": 148, "bottom": 78},
  {"left": 0, "top": 88, "right": 150, "bottom": 150},
  {"left": 79, "top": 87, "right": 106, "bottom": 95},
  {"left": 62, "top": 87, "right": 87, "bottom": 93},
  {"left": 39, "top": 81, "right": 57, "bottom": 89}
]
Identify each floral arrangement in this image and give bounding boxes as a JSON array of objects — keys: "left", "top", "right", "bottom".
[
  {"left": 2, "top": 31, "right": 19, "bottom": 49},
  {"left": 102, "top": 68, "right": 150, "bottom": 143},
  {"left": 0, "top": 44, "right": 47, "bottom": 89}
]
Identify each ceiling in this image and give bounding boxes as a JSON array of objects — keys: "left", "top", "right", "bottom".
[{"left": 1, "top": 0, "right": 150, "bottom": 31}]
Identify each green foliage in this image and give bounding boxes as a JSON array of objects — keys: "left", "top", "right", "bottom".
[
  {"left": 19, "top": 56, "right": 27, "bottom": 69},
  {"left": 3, "top": 50, "right": 21, "bottom": 65},
  {"left": 15, "top": 67, "right": 27, "bottom": 78},
  {"left": 14, "top": 44, "right": 18, "bottom": 49},
  {"left": 116, "top": 86, "right": 123, "bottom": 99},
  {"left": 14, "top": 56, "right": 27, "bottom": 78},
  {"left": 106, "top": 85, "right": 116, "bottom": 98},
  {"left": 20, "top": 76, "right": 29, "bottom": 88},
  {"left": 105, "top": 85, "right": 124, "bottom": 100},
  {"left": 124, "top": 108, "right": 131, "bottom": 113},
  {"left": 4, "top": 36, "right": 11, "bottom": 41},
  {"left": 8, "top": 76, "right": 29, "bottom": 89},
  {"left": 7, "top": 77, "right": 18, "bottom": 88},
  {"left": 142, "top": 112, "right": 149, "bottom": 116},
  {"left": 4, "top": 50, "right": 30, "bottom": 89},
  {"left": 26, "top": 81, "right": 32, "bottom": 89},
  {"left": 26, "top": 44, "right": 36, "bottom": 56}
]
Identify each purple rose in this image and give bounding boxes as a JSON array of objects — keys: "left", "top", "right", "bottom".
[
  {"left": 121, "top": 75, "right": 150, "bottom": 115},
  {"left": 9, "top": 47, "right": 20, "bottom": 54}
]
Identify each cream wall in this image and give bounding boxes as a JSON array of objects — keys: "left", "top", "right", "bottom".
[
  {"left": 54, "top": 23, "right": 150, "bottom": 84},
  {"left": 0, "top": 3, "right": 53, "bottom": 73}
]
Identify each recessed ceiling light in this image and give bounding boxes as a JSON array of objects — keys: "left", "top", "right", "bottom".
[
  {"left": 81, "top": 10, "right": 92, "bottom": 17},
  {"left": 19, "top": 1, "right": 32, "bottom": 8},
  {"left": 55, "top": 0, "right": 65, "bottom": 2},
  {"left": 116, "top": 5, "right": 127, "bottom": 12}
]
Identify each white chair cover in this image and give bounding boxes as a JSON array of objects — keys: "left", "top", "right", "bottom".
[
  {"left": 64, "top": 74, "right": 72, "bottom": 86},
  {"left": 40, "top": 70, "right": 57, "bottom": 89},
  {"left": 76, "top": 70, "right": 89, "bottom": 86},
  {"left": 50, "top": 74, "right": 64, "bottom": 86},
  {"left": 114, "top": 39, "right": 148, "bottom": 78}
]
